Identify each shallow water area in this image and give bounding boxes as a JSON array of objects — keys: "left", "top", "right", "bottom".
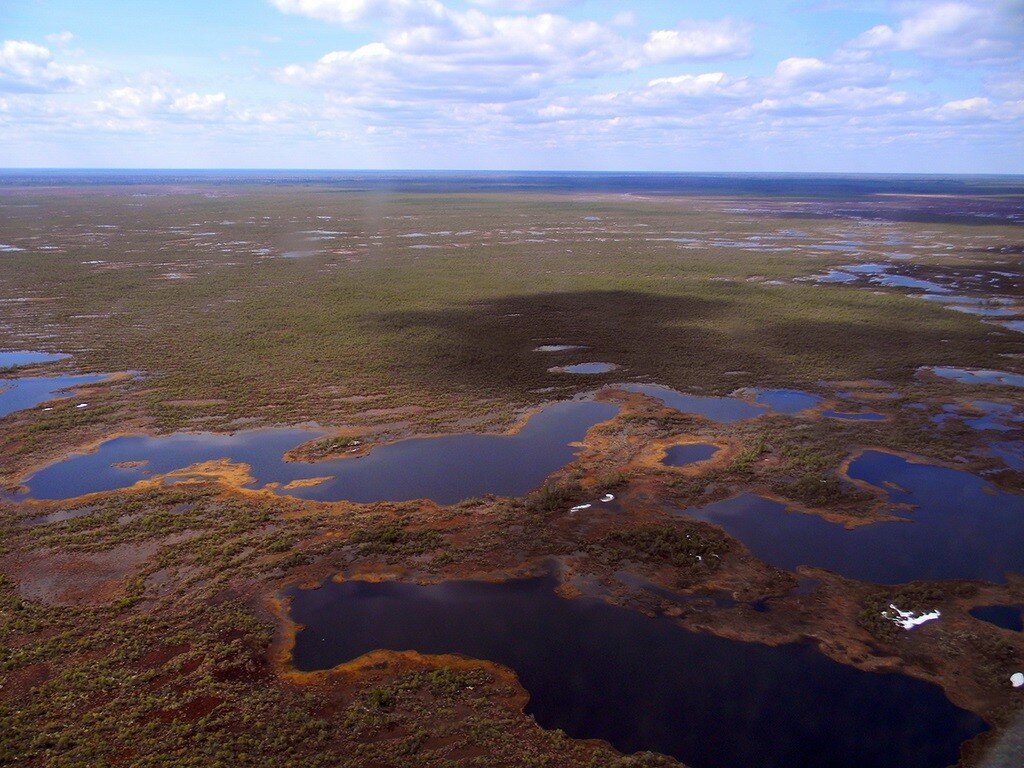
[
  {"left": 677, "top": 451, "right": 1024, "bottom": 583},
  {"left": 988, "top": 441, "right": 1024, "bottom": 471},
  {"left": 872, "top": 274, "right": 951, "bottom": 293},
  {"left": 286, "top": 572, "right": 985, "bottom": 768},
  {"left": 748, "top": 388, "right": 822, "bottom": 414},
  {"left": 0, "top": 350, "right": 70, "bottom": 368},
  {"left": 922, "top": 367, "right": 1024, "bottom": 388},
  {"left": 840, "top": 263, "right": 888, "bottom": 275},
  {"left": 14, "top": 399, "right": 619, "bottom": 504},
  {"left": 813, "top": 270, "right": 857, "bottom": 283},
  {"left": 0, "top": 374, "right": 110, "bottom": 418},
  {"left": 550, "top": 362, "right": 618, "bottom": 374},
  {"left": 947, "top": 305, "right": 1019, "bottom": 317},
  {"left": 616, "top": 383, "right": 767, "bottom": 423},
  {"left": 934, "top": 401, "right": 1023, "bottom": 432},
  {"left": 661, "top": 443, "right": 720, "bottom": 467},
  {"left": 534, "top": 344, "right": 585, "bottom": 353},
  {"left": 823, "top": 410, "right": 887, "bottom": 422}
]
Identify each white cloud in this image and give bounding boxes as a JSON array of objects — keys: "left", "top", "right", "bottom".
[
  {"left": 468, "top": 1, "right": 581, "bottom": 10},
  {"left": 771, "top": 57, "right": 891, "bottom": 89},
  {"left": 851, "top": 1, "right": 1024, "bottom": 61},
  {"left": 2, "top": 4, "right": 1021, "bottom": 171},
  {"left": 45, "top": 31, "right": 75, "bottom": 45},
  {"left": 0, "top": 40, "right": 94, "bottom": 93},
  {"left": 642, "top": 19, "right": 752, "bottom": 63},
  {"left": 932, "top": 95, "right": 1024, "bottom": 122},
  {"left": 749, "top": 86, "right": 914, "bottom": 117},
  {"left": 279, "top": 11, "right": 631, "bottom": 102},
  {"left": 269, "top": 0, "right": 447, "bottom": 26}
]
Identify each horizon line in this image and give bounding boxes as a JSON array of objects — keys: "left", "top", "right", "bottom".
[{"left": 2, "top": 168, "right": 1024, "bottom": 179}]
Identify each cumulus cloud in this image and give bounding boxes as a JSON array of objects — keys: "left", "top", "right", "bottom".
[
  {"left": 2, "top": 3, "right": 1022, "bottom": 169},
  {"left": 642, "top": 19, "right": 752, "bottom": 63},
  {"left": 269, "top": 0, "right": 448, "bottom": 26},
  {"left": 932, "top": 96, "right": 1024, "bottom": 122},
  {"left": 279, "top": 12, "right": 632, "bottom": 102},
  {"left": 468, "top": 1, "right": 581, "bottom": 9},
  {"left": 276, "top": 4, "right": 757, "bottom": 111},
  {"left": 851, "top": 1, "right": 1024, "bottom": 61},
  {"left": 0, "top": 40, "right": 94, "bottom": 93},
  {"left": 770, "top": 57, "right": 891, "bottom": 90}
]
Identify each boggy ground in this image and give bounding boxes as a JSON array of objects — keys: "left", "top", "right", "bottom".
[
  {"left": 1, "top": 388, "right": 1023, "bottom": 767},
  {"left": 1, "top": 183, "right": 1023, "bottom": 766}
]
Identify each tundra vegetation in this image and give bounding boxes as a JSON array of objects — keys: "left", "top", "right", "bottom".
[{"left": 1, "top": 181, "right": 1022, "bottom": 766}]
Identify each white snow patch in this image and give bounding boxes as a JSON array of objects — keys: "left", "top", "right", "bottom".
[
  {"left": 1011, "top": 672, "right": 1024, "bottom": 688},
  {"left": 882, "top": 604, "right": 940, "bottom": 630},
  {"left": 569, "top": 504, "right": 592, "bottom": 513},
  {"left": 600, "top": 494, "right": 615, "bottom": 502}
]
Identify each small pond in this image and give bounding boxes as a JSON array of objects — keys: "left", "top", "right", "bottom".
[
  {"left": 534, "top": 345, "right": 584, "bottom": 353},
  {"left": 661, "top": 443, "right": 720, "bottom": 467},
  {"left": 287, "top": 572, "right": 985, "bottom": 768},
  {"left": 550, "top": 362, "right": 619, "bottom": 374}
]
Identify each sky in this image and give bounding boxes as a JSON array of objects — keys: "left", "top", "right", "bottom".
[{"left": 0, "top": 0, "right": 1022, "bottom": 172}]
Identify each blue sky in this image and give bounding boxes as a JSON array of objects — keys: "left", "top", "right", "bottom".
[{"left": 1, "top": 0, "right": 1022, "bottom": 171}]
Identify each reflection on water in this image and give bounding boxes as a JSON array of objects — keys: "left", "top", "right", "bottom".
[
  {"left": 15, "top": 399, "right": 619, "bottom": 504},
  {"left": 617, "top": 383, "right": 767, "bottom": 423},
  {"left": 288, "top": 572, "right": 985, "bottom": 768},
  {"left": 922, "top": 367, "right": 1024, "bottom": 388},
  {"left": 550, "top": 362, "right": 619, "bottom": 374},
  {"left": 661, "top": 443, "right": 720, "bottom": 467},
  {"left": 969, "top": 605, "right": 1023, "bottom": 633},
  {"left": 678, "top": 451, "right": 1024, "bottom": 583},
  {"left": 0, "top": 350, "right": 70, "bottom": 368},
  {"left": 749, "top": 388, "right": 822, "bottom": 414},
  {"left": 0, "top": 374, "right": 110, "bottom": 418}
]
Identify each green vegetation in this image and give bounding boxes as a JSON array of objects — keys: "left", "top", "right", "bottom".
[
  {"left": 603, "top": 523, "right": 729, "bottom": 571},
  {"left": 0, "top": 187, "right": 1020, "bottom": 481},
  {"left": 1, "top": 184, "right": 1022, "bottom": 766}
]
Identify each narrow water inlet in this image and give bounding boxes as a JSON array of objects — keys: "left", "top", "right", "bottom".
[{"left": 677, "top": 451, "right": 1024, "bottom": 583}]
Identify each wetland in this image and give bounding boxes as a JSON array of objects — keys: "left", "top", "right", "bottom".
[{"left": 1, "top": 172, "right": 1022, "bottom": 768}]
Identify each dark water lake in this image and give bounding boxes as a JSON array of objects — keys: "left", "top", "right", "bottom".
[
  {"left": 0, "top": 373, "right": 110, "bottom": 418},
  {"left": 970, "top": 605, "right": 1023, "bottom": 632},
  {"left": 288, "top": 572, "right": 985, "bottom": 768},
  {"left": 679, "top": 451, "right": 1024, "bottom": 583},
  {"left": 661, "top": 443, "right": 720, "bottom": 467},
  {"left": 14, "top": 399, "right": 618, "bottom": 504}
]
